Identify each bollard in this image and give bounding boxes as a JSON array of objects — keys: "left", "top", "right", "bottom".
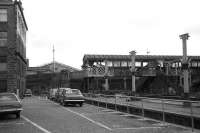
[
  {"left": 105, "top": 95, "right": 108, "bottom": 109},
  {"left": 115, "top": 95, "right": 117, "bottom": 111},
  {"left": 126, "top": 96, "right": 129, "bottom": 114},
  {"left": 161, "top": 99, "right": 165, "bottom": 123},
  {"left": 190, "top": 101, "right": 194, "bottom": 132},
  {"left": 97, "top": 94, "right": 100, "bottom": 107}
]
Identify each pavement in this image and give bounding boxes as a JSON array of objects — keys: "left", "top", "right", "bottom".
[{"left": 0, "top": 96, "right": 198, "bottom": 133}]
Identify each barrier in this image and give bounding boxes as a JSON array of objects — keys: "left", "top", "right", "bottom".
[{"left": 83, "top": 93, "right": 200, "bottom": 131}]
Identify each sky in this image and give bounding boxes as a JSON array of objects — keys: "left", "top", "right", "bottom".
[{"left": 22, "top": 0, "right": 200, "bottom": 69}]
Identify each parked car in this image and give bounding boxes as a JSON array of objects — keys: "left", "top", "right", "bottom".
[
  {"left": 48, "top": 88, "right": 58, "bottom": 100},
  {"left": 0, "top": 93, "right": 23, "bottom": 118},
  {"left": 55, "top": 88, "right": 70, "bottom": 103},
  {"left": 24, "top": 89, "right": 32, "bottom": 97},
  {"left": 60, "top": 89, "right": 85, "bottom": 107}
]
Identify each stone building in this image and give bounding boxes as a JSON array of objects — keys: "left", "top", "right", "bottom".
[{"left": 0, "top": 0, "right": 28, "bottom": 97}]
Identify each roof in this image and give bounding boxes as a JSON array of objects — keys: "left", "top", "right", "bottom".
[
  {"left": 15, "top": 0, "right": 28, "bottom": 30},
  {"left": 83, "top": 54, "right": 200, "bottom": 63},
  {"left": 34, "top": 61, "right": 80, "bottom": 73}
]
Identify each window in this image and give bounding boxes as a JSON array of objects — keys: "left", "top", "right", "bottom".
[
  {"left": 0, "top": 56, "right": 7, "bottom": 71},
  {"left": 0, "top": 32, "right": 7, "bottom": 47},
  {"left": 191, "top": 62, "right": 198, "bottom": 67},
  {"left": 135, "top": 62, "right": 141, "bottom": 67},
  {"left": 106, "top": 61, "right": 112, "bottom": 67},
  {"left": 121, "top": 61, "right": 127, "bottom": 67},
  {"left": 113, "top": 61, "right": 120, "bottom": 67},
  {"left": 0, "top": 9, "right": 7, "bottom": 22}
]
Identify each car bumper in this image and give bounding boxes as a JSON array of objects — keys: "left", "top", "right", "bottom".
[
  {"left": 0, "top": 108, "right": 23, "bottom": 113},
  {"left": 64, "top": 100, "right": 85, "bottom": 104},
  {"left": 24, "top": 94, "right": 32, "bottom": 96}
]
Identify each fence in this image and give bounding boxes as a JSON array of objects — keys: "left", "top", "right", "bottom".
[{"left": 83, "top": 93, "right": 200, "bottom": 132}]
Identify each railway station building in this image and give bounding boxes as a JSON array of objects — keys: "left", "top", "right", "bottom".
[
  {"left": 70, "top": 54, "right": 200, "bottom": 97},
  {"left": 26, "top": 61, "right": 79, "bottom": 95}
]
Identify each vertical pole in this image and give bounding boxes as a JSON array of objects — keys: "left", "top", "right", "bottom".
[
  {"left": 190, "top": 101, "right": 194, "bottom": 132},
  {"left": 105, "top": 95, "right": 108, "bottom": 109},
  {"left": 127, "top": 98, "right": 129, "bottom": 113},
  {"left": 53, "top": 45, "right": 55, "bottom": 72},
  {"left": 180, "top": 33, "right": 190, "bottom": 98},
  {"left": 129, "top": 51, "right": 136, "bottom": 95},
  {"left": 141, "top": 98, "right": 144, "bottom": 118},
  {"left": 104, "top": 60, "right": 109, "bottom": 91},
  {"left": 161, "top": 99, "right": 165, "bottom": 124},
  {"left": 87, "top": 78, "right": 90, "bottom": 93},
  {"left": 115, "top": 95, "right": 117, "bottom": 111}
]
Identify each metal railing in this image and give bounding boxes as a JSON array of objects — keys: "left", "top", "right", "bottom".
[{"left": 83, "top": 93, "right": 200, "bottom": 132}]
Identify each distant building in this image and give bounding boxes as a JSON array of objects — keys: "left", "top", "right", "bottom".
[
  {"left": 0, "top": 0, "right": 28, "bottom": 97},
  {"left": 26, "top": 61, "right": 79, "bottom": 95}
]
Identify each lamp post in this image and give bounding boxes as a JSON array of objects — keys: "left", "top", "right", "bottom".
[
  {"left": 130, "top": 50, "right": 136, "bottom": 95},
  {"left": 179, "top": 33, "right": 190, "bottom": 99}
]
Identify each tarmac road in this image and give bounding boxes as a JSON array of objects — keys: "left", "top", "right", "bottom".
[{"left": 0, "top": 96, "right": 196, "bottom": 133}]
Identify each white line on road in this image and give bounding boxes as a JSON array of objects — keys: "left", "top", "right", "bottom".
[
  {"left": 21, "top": 115, "right": 52, "bottom": 133},
  {"left": 51, "top": 101, "right": 113, "bottom": 131},
  {"left": 114, "top": 126, "right": 163, "bottom": 130},
  {"left": 61, "top": 107, "right": 113, "bottom": 131}
]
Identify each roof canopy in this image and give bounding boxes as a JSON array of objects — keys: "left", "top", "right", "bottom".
[{"left": 83, "top": 54, "right": 200, "bottom": 65}]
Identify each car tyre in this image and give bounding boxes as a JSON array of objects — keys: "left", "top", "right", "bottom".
[
  {"left": 79, "top": 103, "right": 83, "bottom": 107},
  {"left": 16, "top": 112, "right": 20, "bottom": 119},
  {"left": 61, "top": 100, "right": 65, "bottom": 106}
]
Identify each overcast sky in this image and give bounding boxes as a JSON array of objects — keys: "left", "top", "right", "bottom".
[{"left": 23, "top": 0, "right": 200, "bottom": 69}]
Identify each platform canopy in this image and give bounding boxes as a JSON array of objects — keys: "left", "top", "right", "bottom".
[{"left": 83, "top": 54, "right": 200, "bottom": 66}]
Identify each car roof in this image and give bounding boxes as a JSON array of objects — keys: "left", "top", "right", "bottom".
[
  {"left": 59, "top": 88, "right": 71, "bottom": 90},
  {"left": 71, "top": 89, "right": 80, "bottom": 91}
]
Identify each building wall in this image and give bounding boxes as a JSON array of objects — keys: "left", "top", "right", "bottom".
[{"left": 0, "top": 0, "right": 27, "bottom": 97}]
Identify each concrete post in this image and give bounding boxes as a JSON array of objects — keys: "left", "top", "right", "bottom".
[
  {"left": 130, "top": 51, "right": 136, "bottom": 94},
  {"left": 104, "top": 60, "right": 109, "bottom": 91},
  {"left": 180, "top": 33, "right": 190, "bottom": 98}
]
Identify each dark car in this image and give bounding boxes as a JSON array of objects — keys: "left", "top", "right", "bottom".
[
  {"left": 24, "top": 89, "right": 32, "bottom": 97},
  {"left": 0, "top": 93, "right": 23, "bottom": 118},
  {"left": 60, "top": 89, "right": 85, "bottom": 107}
]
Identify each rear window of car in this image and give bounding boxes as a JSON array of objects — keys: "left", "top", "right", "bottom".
[
  {"left": 71, "top": 90, "right": 81, "bottom": 95},
  {"left": 26, "top": 89, "right": 32, "bottom": 93},
  {"left": 0, "top": 94, "right": 17, "bottom": 101}
]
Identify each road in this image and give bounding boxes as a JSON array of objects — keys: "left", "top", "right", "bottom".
[{"left": 0, "top": 96, "right": 197, "bottom": 133}]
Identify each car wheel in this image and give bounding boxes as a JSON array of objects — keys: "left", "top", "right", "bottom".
[
  {"left": 16, "top": 112, "right": 20, "bottom": 119},
  {"left": 79, "top": 103, "right": 83, "bottom": 107},
  {"left": 61, "top": 100, "right": 65, "bottom": 106}
]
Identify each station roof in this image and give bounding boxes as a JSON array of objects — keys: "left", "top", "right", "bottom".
[
  {"left": 27, "top": 61, "right": 80, "bottom": 74},
  {"left": 83, "top": 54, "right": 200, "bottom": 63}
]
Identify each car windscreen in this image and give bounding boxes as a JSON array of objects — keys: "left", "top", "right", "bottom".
[{"left": 0, "top": 94, "right": 18, "bottom": 101}]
